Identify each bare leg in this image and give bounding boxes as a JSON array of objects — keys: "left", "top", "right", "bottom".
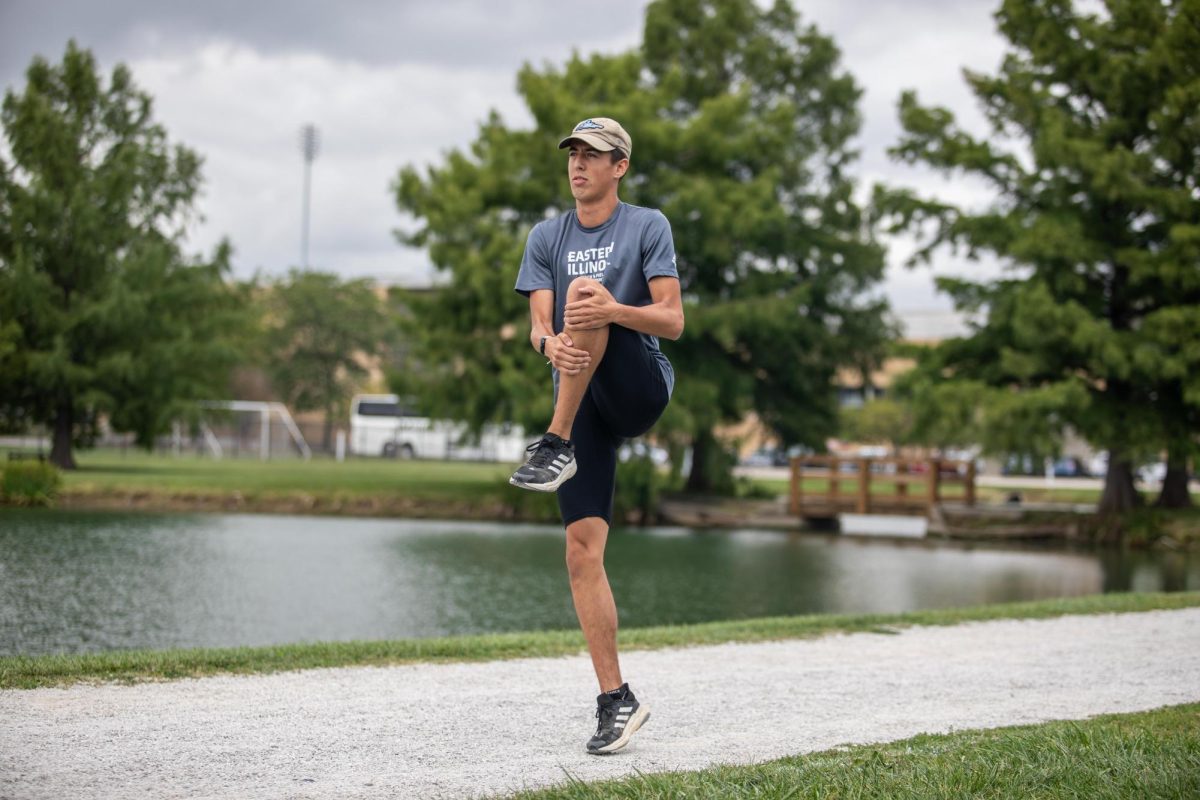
[
  {"left": 548, "top": 277, "right": 609, "bottom": 440},
  {"left": 565, "top": 516, "right": 623, "bottom": 692}
]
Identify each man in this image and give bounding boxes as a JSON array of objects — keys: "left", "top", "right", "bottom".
[{"left": 511, "top": 117, "right": 684, "bottom": 754}]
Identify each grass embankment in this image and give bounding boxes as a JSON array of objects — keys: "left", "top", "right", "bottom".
[
  {"left": 513, "top": 704, "right": 1200, "bottom": 800},
  {"left": 32, "top": 448, "right": 560, "bottom": 521},
  {"left": 11, "top": 448, "right": 1116, "bottom": 514},
  {"left": 3, "top": 591, "right": 1197, "bottom": 690},
  {"left": 9, "top": 449, "right": 1196, "bottom": 542}
]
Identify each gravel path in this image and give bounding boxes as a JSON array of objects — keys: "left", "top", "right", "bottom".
[{"left": 3, "top": 609, "right": 1199, "bottom": 799}]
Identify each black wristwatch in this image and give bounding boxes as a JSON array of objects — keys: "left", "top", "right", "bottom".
[{"left": 539, "top": 335, "right": 548, "bottom": 355}]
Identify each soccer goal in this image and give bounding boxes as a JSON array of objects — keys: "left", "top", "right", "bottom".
[{"left": 196, "top": 401, "right": 312, "bottom": 461}]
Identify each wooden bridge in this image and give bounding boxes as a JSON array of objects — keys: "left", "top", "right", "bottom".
[{"left": 789, "top": 455, "right": 976, "bottom": 519}]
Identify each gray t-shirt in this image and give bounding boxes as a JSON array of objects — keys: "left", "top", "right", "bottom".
[{"left": 514, "top": 202, "right": 679, "bottom": 394}]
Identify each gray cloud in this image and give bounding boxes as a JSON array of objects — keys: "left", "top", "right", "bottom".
[
  {"left": 1, "top": 0, "right": 647, "bottom": 83},
  {"left": 2, "top": 0, "right": 1013, "bottom": 322}
]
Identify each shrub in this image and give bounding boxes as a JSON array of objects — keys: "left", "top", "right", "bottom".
[
  {"left": 1, "top": 460, "right": 62, "bottom": 506},
  {"left": 614, "top": 454, "right": 661, "bottom": 526}
]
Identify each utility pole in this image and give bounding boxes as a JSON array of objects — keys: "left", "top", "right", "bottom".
[{"left": 299, "top": 123, "right": 319, "bottom": 269}]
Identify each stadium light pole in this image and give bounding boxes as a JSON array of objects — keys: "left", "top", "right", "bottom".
[{"left": 299, "top": 123, "right": 320, "bottom": 270}]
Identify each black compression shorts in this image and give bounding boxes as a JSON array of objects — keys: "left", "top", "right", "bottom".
[{"left": 557, "top": 325, "right": 670, "bottom": 528}]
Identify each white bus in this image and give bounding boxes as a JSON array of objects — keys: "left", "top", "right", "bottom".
[{"left": 349, "top": 394, "right": 530, "bottom": 462}]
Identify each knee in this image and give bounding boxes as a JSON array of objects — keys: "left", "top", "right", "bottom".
[
  {"left": 564, "top": 277, "right": 609, "bottom": 335},
  {"left": 565, "top": 534, "right": 603, "bottom": 581},
  {"left": 566, "top": 276, "right": 603, "bottom": 304}
]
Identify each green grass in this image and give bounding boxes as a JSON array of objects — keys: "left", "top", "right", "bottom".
[
  {"left": 57, "top": 449, "right": 512, "bottom": 497},
  {"left": 3, "top": 591, "right": 1197, "bottom": 689},
  {"left": 5, "top": 448, "right": 562, "bottom": 521},
  {"left": 511, "top": 703, "right": 1200, "bottom": 799},
  {"left": 8, "top": 448, "right": 1118, "bottom": 506}
]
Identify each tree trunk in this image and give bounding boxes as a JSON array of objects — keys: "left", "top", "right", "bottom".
[
  {"left": 1097, "top": 451, "right": 1141, "bottom": 515},
  {"left": 685, "top": 429, "right": 715, "bottom": 494},
  {"left": 1156, "top": 449, "right": 1192, "bottom": 509},
  {"left": 322, "top": 404, "right": 333, "bottom": 453},
  {"left": 49, "top": 398, "right": 77, "bottom": 470}
]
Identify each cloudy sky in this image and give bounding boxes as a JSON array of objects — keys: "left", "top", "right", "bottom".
[{"left": 1, "top": 0, "right": 1011, "bottom": 330}]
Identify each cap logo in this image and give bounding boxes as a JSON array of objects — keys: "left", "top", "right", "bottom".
[{"left": 574, "top": 119, "right": 604, "bottom": 131}]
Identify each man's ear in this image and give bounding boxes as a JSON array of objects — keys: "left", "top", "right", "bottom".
[{"left": 615, "top": 159, "right": 629, "bottom": 179}]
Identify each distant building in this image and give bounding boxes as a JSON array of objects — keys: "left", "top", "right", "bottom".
[{"left": 835, "top": 309, "right": 968, "bottom": 409}]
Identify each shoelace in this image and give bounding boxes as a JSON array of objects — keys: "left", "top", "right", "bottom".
[
  {"left": 524, "top": 438, "right": 560, "bottom": 469},
  {"left": 594, "top": 703, "right": 615, "bottom": 735}
]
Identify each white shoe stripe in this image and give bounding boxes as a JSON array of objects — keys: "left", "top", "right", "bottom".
[
  {"left": 619, "top": 706, "right": 633, "bottom": 713},
  {"left": 591, "top": 705, "right": 648, "bottom": 755}
]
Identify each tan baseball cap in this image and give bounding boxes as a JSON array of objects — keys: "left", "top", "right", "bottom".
[{"left": 557, "top": 117, "right": 632, "bottom": 158}]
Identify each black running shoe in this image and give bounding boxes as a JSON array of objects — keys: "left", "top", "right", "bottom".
[
  {"left": 509, "top": 433, "right": 576, "bottom": 492},
  {"left": 586, "top": 685, "right": 649, "bottom": 755}
]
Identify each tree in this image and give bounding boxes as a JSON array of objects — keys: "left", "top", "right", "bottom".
[
  {"left": 893, "top": 328, "right": 1085, "bottom": 466},
  {"left": 838, "top": 399, "right": 913, "bottom": 452},
  {"left": 876, "top": 0, "right": 1200, "bottom": 513},
  {"left": 0, "top": 42, "right": 245, "bottom": 468},
  {"left": 262, "top": 270, "right": 392, "bottom": 451},
  {"left": 394, "top": 0, "right": 892, "bottom": 492}
]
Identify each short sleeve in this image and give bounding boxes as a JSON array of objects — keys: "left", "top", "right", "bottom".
[
  {"left": 641, "top": 211, "right": 679, "bottom": 281},
  {"left": 514, "top": 223, "right": 555, "bottom": 297}
]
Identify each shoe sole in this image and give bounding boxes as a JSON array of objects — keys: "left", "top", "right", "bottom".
[
  {"left": 509, "top": 459, "right": 577, "bottom": 493},
  {"left": 588, "top": 706, "right": 650, "bottom": 755}
]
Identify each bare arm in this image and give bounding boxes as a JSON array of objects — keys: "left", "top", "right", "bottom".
[
  {"left": 564, "top": 276, "right": 685, "bottom": 340},
  {"left": 528, "top": 289, "right": 555, "bottom": 352},
  {"left": 528, "top": 289, "right": 591, "bottom": 375}
]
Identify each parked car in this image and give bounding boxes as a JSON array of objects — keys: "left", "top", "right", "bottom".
[
  {"left": 740, "top": 448, "right": 778, "bottom": 467},
  {"left": 349, "top": 394, "right": 529, "bottom": 462},
  {"left": 773, "top": 445, "right": 814, "bottom": 467},
  {"left": 1002, "top": 454, "right": 1044, "bottom": 476},
  {"left": 1052, "top": 457, "right": 1091, "bottom": 478}
]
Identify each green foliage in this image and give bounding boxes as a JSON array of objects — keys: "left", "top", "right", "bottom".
[
  {"left": 261, "top": 270, "right": 393, "bottom": 449},
  {"left": 838, "top": 398, "right": 913, "bottom": 447},
  {"left": 1, "top": 460, "right": 61, "bottom": 506},
  {"left": 875, "top": 0, "right": 1200, "bottom": 512},
  {"left": 890, "top": 342, "right": 1086, "bottom": 462},
  {"left": 0, "top": 42, "right": 246, "bottom": 468},
  {"left": 393, "top": 0, "right": 892, "bottom": 490},
  {"left": 1093, "top": 506, "right": 1200, "bottom": 549},
  {"left": 612, "top": 454, "right": 661, "bottom": 525}
]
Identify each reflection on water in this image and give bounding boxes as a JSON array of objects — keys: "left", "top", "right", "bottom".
[{"left": 1, "top": 509, "right": 1196, "bottom": 656}]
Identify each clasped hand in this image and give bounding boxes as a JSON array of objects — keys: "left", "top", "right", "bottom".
[
  {"left": 546, "top": 333, "right": 590, "bottom": 376},
  {"left": 564, "top": 282, "right": 617, "bottom": 330},
  {"left": 547, "top": 283, "right": 617, "bottom": 375}
]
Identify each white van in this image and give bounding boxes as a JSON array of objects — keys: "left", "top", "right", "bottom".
[{"left": 349, "top": 394, "right": 530, "bottom": 462}]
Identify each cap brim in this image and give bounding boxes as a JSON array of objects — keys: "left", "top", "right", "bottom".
[{"left": 557, "top": 132, "right": 618, "bottom": 152}]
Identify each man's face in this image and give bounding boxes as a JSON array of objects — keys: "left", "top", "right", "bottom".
[{"left": 567, "top": 141, "right": 627, "bottom": 202}]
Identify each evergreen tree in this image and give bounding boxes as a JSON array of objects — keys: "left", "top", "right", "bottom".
[
  {"left": 395, "top": 0, "right": 891, "bottom": 491},
  {"left": 876, "top": 0, "right": 1199, "bottom": 512},
  {"left": 0, "top": 42, "right": 244, "bottom": 468}
]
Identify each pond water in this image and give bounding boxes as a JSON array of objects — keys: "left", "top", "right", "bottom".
[{"left": 1, "top": 509, "right": 1196, "bottom": 656}]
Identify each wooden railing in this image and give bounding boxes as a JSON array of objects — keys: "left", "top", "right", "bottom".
[{"left": 789, "top": 455, "right": 975, "bottom": 518}]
